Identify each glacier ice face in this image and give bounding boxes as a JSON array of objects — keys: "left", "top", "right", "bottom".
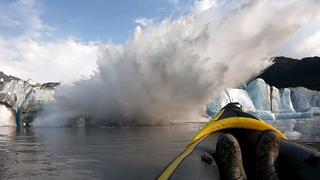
[
  {"left": 207, "top": 91, "right": 230, "bottom": 116},
  {"left": 0, "top": 80, "right": 59, "bottom": 126},
  {"left": 271, "top": 86, "right": 280, "bottom": 112},
  {"left": 226, "top": 88, "right": 255, "bottom": 112},
  {"left": 290, "top": 87, "right": 320, "bottom": 112},
  {"left": 207, "top": 78, "right": 320, "bottom": 120},
  {"left": 279, "top": 88, "right": 295, "bottom": 113},
  {"left": 0, "top": 80, "right": 33, "bottom": 110},
  {"left": 22, "top": 83, "right": 57, "bottom": 124},
  {"left": 246, "top": 78, "right": 271, "bottom": 111},
  {"left": 271, "top": 87, "right": 296, "bottom": 113},
  {"left": 207, "top": 88, "right": 255, "bottom": 116}
]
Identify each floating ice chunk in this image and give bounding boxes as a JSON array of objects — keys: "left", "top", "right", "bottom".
[
  {"left": 250, "top": 110, "right": 275, "bottom": 120},
  {"left": 308, "top": 107, "right": 320, "bottom": 116},
  {"left": 284, "top": 131, "right": 302, "bottom": 140},
  {"left": 275, "top": 112, "right": 312, "bottom": 119},
  {"left": 76, "top": 117, "right": 86, "bottom": 127}
]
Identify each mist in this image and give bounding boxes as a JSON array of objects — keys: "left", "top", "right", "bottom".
[{"left": 33, "top": 0, "right": 320, "bottom": 126}]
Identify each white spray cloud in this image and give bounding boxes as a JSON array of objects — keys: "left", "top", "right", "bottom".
[{"left": 33, "top": 0, "right": 320, "bottom": 126}]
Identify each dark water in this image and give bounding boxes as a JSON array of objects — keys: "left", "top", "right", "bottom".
[{"left": 0, "top": 119, "right": 319, "bottom": 180}]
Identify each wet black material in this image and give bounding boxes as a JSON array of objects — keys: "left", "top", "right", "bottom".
[
  {"left": 216, "top": 103, "right": 259, "bottom": 121},
  {"left": 277, "top": 140, "right": 320, "bottom": 180},
  {"left": 304, "top": 154, "right": 320, "bottom": 167}
]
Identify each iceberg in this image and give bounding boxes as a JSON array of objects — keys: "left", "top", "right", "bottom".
[
  {"left": 250, "top": 110, "right": 275, "bottom": 120},
  {"left": 275, "top": 112, "right": 312, "bottom": 119}
]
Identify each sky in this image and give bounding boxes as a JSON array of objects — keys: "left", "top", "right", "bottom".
[
  {"left": 0, "top": 0, "right": 319, "bottom": 83},
  {"left": 0, "top": 0, "right": 216, "bottom": 83},
  {"left": 0, "top": 0, "right": 199, "bottom": 42}
]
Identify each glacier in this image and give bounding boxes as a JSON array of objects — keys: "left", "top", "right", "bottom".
[
  {"left": 0, "top": 77, "right": 59, "bottom": 126},
  {"left": 1, "top": 74, "right": 320, "bottom": 126},
  {"left": 207, "top": 78, "right": 320, "bottom": 120}
]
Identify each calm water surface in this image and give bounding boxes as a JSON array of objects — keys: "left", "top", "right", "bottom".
[{"left": 0, "top": 119, "right": 319, "bottom": 180}]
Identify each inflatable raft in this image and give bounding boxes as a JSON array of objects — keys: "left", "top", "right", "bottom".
[{"left": 158, "top": 103, "right": 320, "bottom": 180}]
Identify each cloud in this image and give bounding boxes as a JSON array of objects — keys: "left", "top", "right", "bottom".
[
  {"left": 0, "top": 0, "right": 98, "bottom": 83},
  {"left": 0, "top": 0, "right": 53, "bottom": 37},
  {"left": 135, "top": 17, "right": 153, "bottom": 26},
  {"left": 273, "top": 16, "right": 320, "bottom": 58},
  {"left": 192, "top": 0, "right": 216, "bottom": 13},
  {"left": 164, "top": 0, "right": 216, "bottom": 15},
  {"left": 0, "top": 36, "right": 98, "bottom": 83}
]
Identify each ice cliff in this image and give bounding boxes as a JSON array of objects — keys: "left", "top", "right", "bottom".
[
  {"left": 0, "top": 73, "right": 59, "bottom": 126},
  {"left": 207, "top": 78, "right": 320, "bottom": 120}
]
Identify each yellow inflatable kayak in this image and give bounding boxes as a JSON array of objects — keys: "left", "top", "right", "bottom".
[{"left": 158, "top": 103, "right": 320, "bottom": 180}]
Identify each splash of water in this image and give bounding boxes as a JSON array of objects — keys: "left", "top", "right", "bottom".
[{"left": 34, "top": 0, "right": 320, "bottom": 126}]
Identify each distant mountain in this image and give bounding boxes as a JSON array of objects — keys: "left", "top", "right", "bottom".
[{"left": 258, "top": 56, "right": 320, "bottom": 90}]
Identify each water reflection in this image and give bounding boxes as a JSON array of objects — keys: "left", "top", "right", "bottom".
[{"left": 0, "top": 119, "right": 318, "bottom": 179}]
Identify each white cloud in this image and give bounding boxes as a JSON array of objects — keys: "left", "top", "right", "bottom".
[
  {"left": 135, "top": 17, "right": 153, "bottom": 26},
  {"left": 0, "top": 0, "right": 53, "bottom": 36},
  {"left": 273, "top": 17, "right": 320, "bottom": 58},
  {"left": 0, "top": 0, "right": 98, "bottom": 83},
  {"left": 192, "top": 0, "right": 216, "bottom": 14},
  {"left": 303, "top": 31, "right": 320, "bottom": 55},
  {"left": 0, "top": 37, "right": 98, "bottom": 83}
]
